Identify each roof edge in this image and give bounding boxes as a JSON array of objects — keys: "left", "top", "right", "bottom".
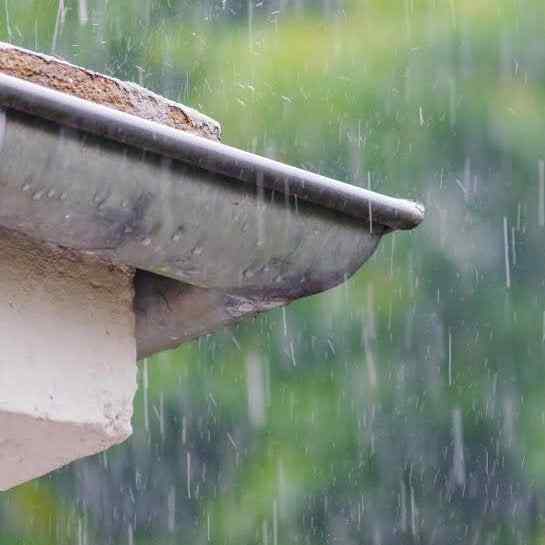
[
  {"left": 0, "top": 72, "right": 424, "bottom": 231},
  {"left": 0, "top": 41, "right": 221, "bottom": 141}
]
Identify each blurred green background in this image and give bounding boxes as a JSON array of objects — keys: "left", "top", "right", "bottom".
[{"left": 2, "top": 0, "right": 545, "bottom": 543}]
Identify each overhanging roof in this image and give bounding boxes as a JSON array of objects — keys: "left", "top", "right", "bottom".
[{"left": 0, "top": 43, "right": 424, "bottom": 358}]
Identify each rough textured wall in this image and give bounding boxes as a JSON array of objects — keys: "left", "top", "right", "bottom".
[{"left": 0, "top": 41, "right": 221, "bottom": 141}]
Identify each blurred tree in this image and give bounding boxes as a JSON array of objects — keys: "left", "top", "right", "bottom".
[{"left": 2, "top": 1, "right": 545, "bottom": 544}]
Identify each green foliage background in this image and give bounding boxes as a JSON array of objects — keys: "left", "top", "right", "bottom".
[{"left": 2, "top": 1, "right": 545, "bottom": 543}]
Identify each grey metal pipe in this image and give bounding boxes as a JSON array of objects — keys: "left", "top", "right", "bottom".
[
  {"left": 0, "top": 72, "right": 424, "bottom": 231},
  {"left": 0, "top": 69, "right": 425, "bottom": 355}
]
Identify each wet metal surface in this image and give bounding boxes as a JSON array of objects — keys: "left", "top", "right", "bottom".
[
  {"left": 0, "top": 105, "right": 384, "bottom": 297},
  {"left": 0, "top": 73, "right": 424, "bottom": 355},
  {"left": 0, "top": 73, "right": 423, "bottom": 231}
]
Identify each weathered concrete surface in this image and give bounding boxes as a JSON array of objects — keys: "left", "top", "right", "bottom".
[
  {"left": 135, "top": 271, "right": 285, "bottom": 358},
  {"left": 0, "top": 228, "right": 136, "bottom": 491},
  {"left": 0, "top": 42, "right": 221, "bottom": 140}
]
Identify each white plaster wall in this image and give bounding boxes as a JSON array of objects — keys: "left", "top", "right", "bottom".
[{"left": 0, "top": 228, "right": 136, "bottom": 491}]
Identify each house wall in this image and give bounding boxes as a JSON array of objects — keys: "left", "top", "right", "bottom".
[
  {"left": 0, "top": 228, "right": 136, "bottom": 490},
  {"left": 0, "top": 42, "right": 223, "bottom": 490}
]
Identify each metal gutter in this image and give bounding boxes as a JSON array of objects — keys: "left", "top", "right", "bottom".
[
  {"left": 0, "top": 60, "right": 424, "bottom": 358},
  {"left": 0, "top": 73, "right": 423, "bottom": 231}
]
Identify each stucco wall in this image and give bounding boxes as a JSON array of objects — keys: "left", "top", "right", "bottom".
[
  {"left": 0, "top": 42, "right": 223, "bottom": 490},
  {"left": 0, "top": 228, "right": 136, "bottom": 491}
]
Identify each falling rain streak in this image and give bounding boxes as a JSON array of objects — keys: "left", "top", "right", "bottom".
[
  {"left": 2, "top": 2, "right": 545, "bottom": 545},
  {"left": 537, "top": 159, "right": 545, "bottom": 227},
  {"left": 448, "top": 329, "right": 453, "bottom": 386},
  {"left": 0, "top": 109, "right": 5, "bottom": 153},
  {"left": 503, "top": 217, "right": 511, "bottom": 289}
]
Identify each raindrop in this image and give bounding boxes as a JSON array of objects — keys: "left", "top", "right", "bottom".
[
  {"left": 167, "top": 485, "right": 175, "bottom": 532},
  {"left": 0, "top": 109, "right": 5, "bottom": 153},
  {"left": 538, "top": 160, "right": 544, "bottom": 227},
  {"left": 410, "top": 484, "right": 418, "bottom": 537},
  {"left": 142, "top": 358, "right": 149, "bottom": 432},
  {"left": 448, "top": 329, "right": 453, "bottom": 386},
  {"left": 503, "top": 217, "right": 511, "bottom": 288},
  {"left": 186, "top": 451, "right": 191, "bottom": 499},
  {"left": 52, "top": 0, "right": 66, "bottom": 52},
  {"left": 451, "top": 408, "right": 466, "bottom": 487},
  {"left": 289, "top": 341, "right": 297, "bottom": 366},
  {"left": 246, "top": 352, "right": 266, "bottom": 427},
  {"left": 226, "top": 432, "right": 238, "bottom": 451},
  {"left": 78, "top": 0, "right": 88, "bottom": 25},
  {"left": 389, "top": 233, "right": 396, "bottom": 278}
]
